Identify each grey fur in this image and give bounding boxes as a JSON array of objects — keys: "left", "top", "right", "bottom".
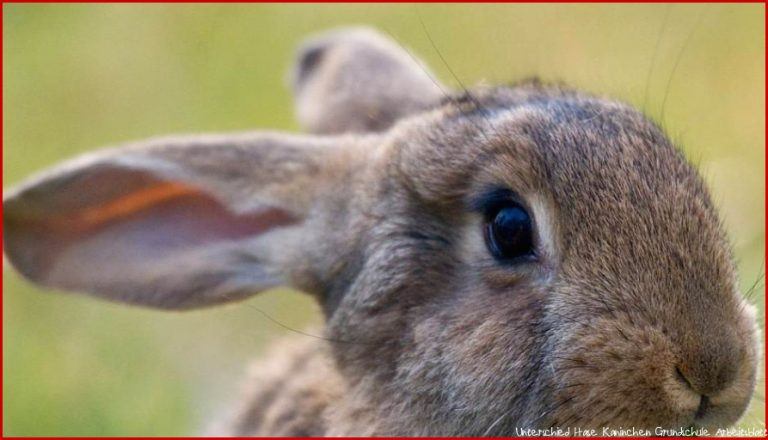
[{"left": 2, "top": 28, "right": 759, "bottom": 436}]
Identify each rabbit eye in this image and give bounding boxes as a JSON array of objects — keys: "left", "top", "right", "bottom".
[{"left": 484, "top": 203, "right": 535, "bottom": 262}]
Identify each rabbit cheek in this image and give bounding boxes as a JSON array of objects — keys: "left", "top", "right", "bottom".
[
  {"left": 390, "top": 290, "right": 548, "bottom": 434},
  {"left": 544, "top": 318, "right": 681, "bottom": 429}
]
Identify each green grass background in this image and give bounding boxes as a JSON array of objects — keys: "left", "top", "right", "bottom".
[{"left": 3, "top": 3, "right": 765, "bottom": 436}]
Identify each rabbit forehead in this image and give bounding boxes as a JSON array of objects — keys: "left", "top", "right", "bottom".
[
  {"left": 392, "top": 85, "right": 735, "bottom": 286},
  {"left": 379, "top": 85, "right": 743, "bottom": 332}
]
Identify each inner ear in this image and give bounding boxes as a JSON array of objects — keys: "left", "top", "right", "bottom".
[
  {"left": 294, "top": 45, "right": 326, "bottom": 91},
  {"left": 4, "top": 166, "right": 298, "bottom": 305},
  {"left": 4, "top": 132, "right": 350, "bottom": 310},
  {"left": 292, "top": 27, "right": 446, "bottom": 135}
]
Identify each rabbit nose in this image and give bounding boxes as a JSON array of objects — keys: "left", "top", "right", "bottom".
[{"left": 674, "top": 337, "right": 740, "bottom": 397}]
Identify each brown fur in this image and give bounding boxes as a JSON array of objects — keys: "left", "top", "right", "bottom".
[
  {"left": 3, "top": 28, "right": 759, "bottom": 436},
  {"left": 227, "top": 338, "right": 343, "bottom": 436}
]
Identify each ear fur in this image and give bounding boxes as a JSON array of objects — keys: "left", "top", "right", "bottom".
[
  {"left": 3, "top": 133, "right": 348, "bottom": 309},
  {"left": 292, "top": 27, "right": 446, "bottom": 134}
]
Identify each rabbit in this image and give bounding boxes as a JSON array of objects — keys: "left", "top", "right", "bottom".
[{"left": 2, "top": 27, "right": 760, "bottom": 436}]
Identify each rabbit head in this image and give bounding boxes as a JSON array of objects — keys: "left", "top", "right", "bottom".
[{"left": 3, "top": 27, "right": 759, "bottom": 435}]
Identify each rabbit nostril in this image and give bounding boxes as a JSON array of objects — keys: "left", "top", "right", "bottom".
[
  {"left": 695, "top": 395, "right": 711, "bottom": 420},
  {"left": 676, "top": 338, "right": 741, "bottom": 396},
  {"left": 675, "top": 366, "right": 696, "bottom": 392}
]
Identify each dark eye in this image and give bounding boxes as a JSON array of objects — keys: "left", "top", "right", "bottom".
[{"left": 484, "top": 203, "right": 535, "bottom": 262}]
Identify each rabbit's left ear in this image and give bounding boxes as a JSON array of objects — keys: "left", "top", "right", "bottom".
[
  {"left": 292, "top": 27, "right": 446, "bottom": 135},
  {"left": 3, "top": 133, "right": 350, "bottom": 309}
]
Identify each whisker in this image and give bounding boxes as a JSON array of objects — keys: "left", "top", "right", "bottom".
[
  {"left": 482, "top": 405, "right": 515, "bottom": 436},
  {"left": 415, "top": 8, "right": 506, "bottom": 144},
  {"left": 642, "top": 5, "right": 671, "bottom": 113},
  {"left": 743, "top": 261, "right": 765, "bottom": 301},
  {"left": 382, "top": 27, "right": 453, "bottom": 102},
  {"left": 529, "top": 395, "right": 576, "bottom": 427},
  {"left": 415, "top": 8, "right": 470, "bottom": 95},
  {"left": 736, "top": 259, "right": 765, "bottom": 324},
  {"left": 221, "top": 291, "right": 380, "bottom": 347},
  {"left": 659, "top": 10, "right": 705, "bottom": 124}
]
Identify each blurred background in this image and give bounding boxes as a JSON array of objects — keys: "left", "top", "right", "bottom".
[{"left": 3, "top": 4, "right": 764, "bottom": 436}]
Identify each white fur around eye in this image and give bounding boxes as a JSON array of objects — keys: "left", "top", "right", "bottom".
[
  {"left": 459, "top": 212, "right": 491, "bottom": 265},
  {"left": 525, "top": 192, "right": 560, "bottom": 266}
]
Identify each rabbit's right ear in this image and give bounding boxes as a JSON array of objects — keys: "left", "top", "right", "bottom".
[
  {"left": 3, "top": 133, "right": 351, "bottom": 310},
  {"left": 292, "top": 27, "right": 446, "bottom": 134}
]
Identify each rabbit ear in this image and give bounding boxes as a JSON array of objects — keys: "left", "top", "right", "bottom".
[
  {"left": 3, "top": 133, "right": 345, "bottom": 310},
  {"left": 292, "top": 27, "right": 446, "bottom": 134}
]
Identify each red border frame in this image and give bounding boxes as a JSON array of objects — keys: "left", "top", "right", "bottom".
[{"left": 0, "top": 2, "right": 764, "bottom": 439}]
